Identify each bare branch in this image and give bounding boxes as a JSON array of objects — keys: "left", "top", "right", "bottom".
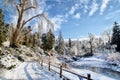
[
  {"left": 20, "top": 14, "right": 43, "bottom": 29},
  {"left": 24, "top": 29, "right": 32, "bottom": 35},
  {"left": 16, "top": 5, "right": 20, "bottom": 16},
  {"left": 24, "top": 6, "right": 36, "bottom": 11}
]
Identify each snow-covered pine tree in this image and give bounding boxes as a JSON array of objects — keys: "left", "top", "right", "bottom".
[
  {"left": 111, "top": 22, "right": 120, "bottom": 52},
  {"left": 55, "top": 31, "right": 65, "bottom": 54},
  {"left": 41, "top": 29, "right": 55, "bottom": 55}
]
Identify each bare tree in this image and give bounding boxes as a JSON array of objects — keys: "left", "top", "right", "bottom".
[
  {"left": 4, "top": 0, "right": 54, "bottom": 47},
  {"left": 88, "top": 33, "right": 94, "bottom": 54},
  {"left": 102, "top": 29, "right": 112, "bottom": 44}
]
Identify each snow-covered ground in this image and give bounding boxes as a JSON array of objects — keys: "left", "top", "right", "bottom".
[
  {"left": 71, "top": 68, "right": 117, "bottom": 80},
  {"left": 0, "top": 61, "right": 119, "bottom": 80},
  {"left": 69, "top": 56, "right": 120, "bottom": 80},
  {"left": 71, "top": 57, "right": 120, "bottom": 72},
  {"left": 0, "top": 62, "right": 61, "bottom": 80}
]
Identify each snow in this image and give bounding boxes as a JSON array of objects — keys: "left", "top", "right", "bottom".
[
  {"left": 43, "top": 63, "right": 80, "bottom": 80},
  {"left": 0, "top": 54, "right": 21, "bottom": 68},
  {"left": 80, "top": 57, "right": 105, "bottom": 62},
  {"left": 2, "top": 41, "right": 10, "bottom": 47},
  {"left": 0, "top": 61, "right": 119, "bottom": 80},
  {"left": 0, "top": 62, "right": 61, "bottom": 80},
  {"left": 71, "top": 57, "right": 120, "bottom": 72},
  {"left": 71, "top": 68, "right": 117, "bottom": 80},
  {"left": 69, "top": 56, "right": 120, "bottom": 80}
]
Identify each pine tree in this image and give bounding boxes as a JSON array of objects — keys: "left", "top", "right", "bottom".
[
  {"left": 32, "top": 32, "right": 39, "bottom": 47},
  {"left": 55, "top": 31, "right": 65, "bottom": 54},
  {"left": 111, "top": 22, "right": 120, "bottom": 51},
  {"left": 41, "top": 29, "right": 55, "bottom": 55},
  {"left": 0, "top": 9, "right": 8, "bottom": 46}
]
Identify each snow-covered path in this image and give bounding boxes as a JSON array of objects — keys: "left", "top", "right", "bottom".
[{"left": 10, "top": 62, "right": 61, "bottom": 80}]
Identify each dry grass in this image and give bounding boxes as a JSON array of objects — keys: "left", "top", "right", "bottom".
[{"left": 9, "top": 27, "right": 24, "bottom": 47}]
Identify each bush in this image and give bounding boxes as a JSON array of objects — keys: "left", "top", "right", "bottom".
[
  {"left": 15, "top": 55, "right": 24, "bottom": 62},
  {"left": 108, "top": 53, "right": 120, "bottom": 62},
  {"left": 17, "top": 56, "right": 24, "bottom": 62},
  {"left": 25, "top": 53, "right": 33, "bottom": 57},
  {"left": 7, "top": 65, "right": 16, "bottom": 70},
  {"left": 82, "top": 53, "right": 93, "bottom": 57}
]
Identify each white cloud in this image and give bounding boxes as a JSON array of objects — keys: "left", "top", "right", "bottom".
[
  {"left": 51, "top": 15, "right": 66, "bottom": 31},
  {"left": 73, "top": 13, "right": 81, "bottom": 19},
  {"left": 69, "top": 3, "right": 79, "bottom": 15},
  {"left": 89, "top": 1, "right": 98, "bottom": 16},
  {"left": 100, "top": 0, "right": 110, "bottom": 15},
  {"left": 84, "top": 5, "right": 88, "bottom": 13},
  {"left": 105, "top": 10, "right": 120, "bottom": 20},
  {"left": 69, "top": 6, "right": 76, "bottom": 15}
]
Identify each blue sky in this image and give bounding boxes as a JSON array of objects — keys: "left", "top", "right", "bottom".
[{"left": 1, "top": 0, "right": 120, "bottom": 39}]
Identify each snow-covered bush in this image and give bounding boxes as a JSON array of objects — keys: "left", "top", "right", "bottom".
[
  {"left": 0, "top": 54, "right": 20, "bottom": 69},
  {"left": 108, "top": 52, "right": 120, "bottom": 63}
]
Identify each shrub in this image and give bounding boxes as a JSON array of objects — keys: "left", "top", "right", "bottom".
[
  {"left": 17, "top": 56, "right": 24, "bottom": 62},
  {"left": 15, "top": 55, "right": 24, "bottom": 62},
  {"left": 108, "top": 53, "right": 120, "bottom": 62},
  {"left": 82, "top": 53, "right": 93, "bottom": 57},
  {"left": 7, "top": 65, "right": 16, "bottom": 70},
  {"left": 25, "top": 53, "right": 33, "bottom": 57}
]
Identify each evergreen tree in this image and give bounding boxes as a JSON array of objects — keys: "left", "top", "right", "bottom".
[
  {"left": 22, "top": 26, "right": 32, "bottom": 47},
  {"left": 55, "top": 31, "right": 65, "bottom": 54},
  {"left": 41, "top": 33, "right": 47, "bottom": 51},
  {"left": 111, "top": 22, "right": 120, "bottom": 51},
  {"left": 32, "top": 32, "right": 39, "bottom": 47},
  {"left": 0, "top": 9, "right": 8, "bottom": 46},
  {"left": 41, "top": 29, "right": 55, "bottom": 54},
  {"left": 68, "top": 38, "right": 72, "bottom": 48}
]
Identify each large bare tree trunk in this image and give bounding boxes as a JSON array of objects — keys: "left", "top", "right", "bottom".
[
  {"left": 9, "top": 0, "right": 54, "bottom": 48},
  {"left": 10, "top": 0, "right": 39, "bottom": 47}
]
